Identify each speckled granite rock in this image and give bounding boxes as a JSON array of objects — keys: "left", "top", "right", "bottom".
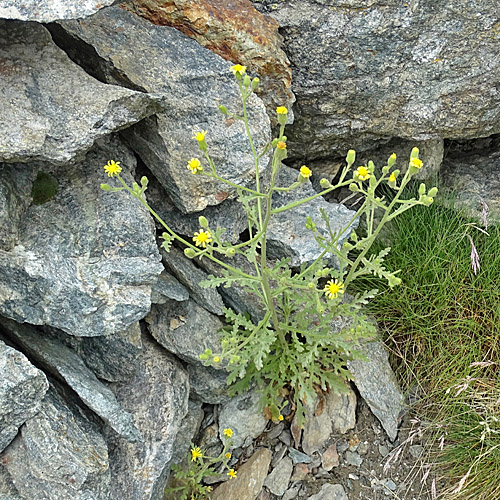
[
  {"left": 53, "top": 5, "right": 271, "bottom": 213},
  {"left": 0, "top": 0, "right": 114, "bottom": 22},
  {"left": 0, "top": 20, "right": 161, "bottom": 164},
  {"left": 0, "top": 137, "right": 163, "bottom": 337},
  {"left": 0, "top": 338, "right": 48, "bottom": 452}
]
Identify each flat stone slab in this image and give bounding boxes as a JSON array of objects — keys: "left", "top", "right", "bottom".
[
  {"left": 0, "top": 137, "right": 163, "bottom": 337},
  {"left": 0, "top": 20, "right": 161, "bottom": 164},
  {"left": 0, "top": 338, "right": 48, "bottom": 452},
  {"left": 0, "top": 0, "right": 114, "bottom": 22}
]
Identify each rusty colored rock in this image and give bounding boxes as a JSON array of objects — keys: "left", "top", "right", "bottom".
[{"left": 127, "top": 0, "right": 294, "bottom": 122}]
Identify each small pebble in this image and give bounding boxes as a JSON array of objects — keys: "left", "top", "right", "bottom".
[
  {"left": 267, "top": 422, "right": 284, "bottom": 440},
  {"left": 291, "top": 463, "right": 309, "bottom": 482},
  {"left": 348, "top": 473, "right": 359, "bottom": 480},
  {"left": 384, "top": 478, "right": 397, "bottom": 491},
  {"left": 321, "top": 443, "right": 339, "bottom": 471},
  {"left": 345, "top": 451, "right": 363, "bottom": 467},
  {"left": 337, "top": 440, "right": 349, "bottom": 453},
  {"left": 288, "top": 447, "right": 312, "bottom": 464},
  {"left": 279, "top": 430, "right": 292, "bottom": 447},
  {"left": 409, "top": 444, "right": 424, "bottom": 459},
  {"left": 378, "top": 444, "right": 390, "bottom": 457},
  {"left": 357, "top": 441, "right": 369, "bottom": 455}
]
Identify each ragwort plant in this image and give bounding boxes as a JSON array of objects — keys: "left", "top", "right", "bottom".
[{"left": 101, "top": 64, "right": 437, "bottom": 425}]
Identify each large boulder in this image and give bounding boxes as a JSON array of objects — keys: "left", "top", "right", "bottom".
[
  {"left": 51, "top": 5, "right": 272, "bottom": 213},
  {"left": 0, "top": 338, "right": 48, "bottom": 452},
  {"left": 105, "top": 332, "right": 190, "bottom": 500},
  {"left": 1, "top": 388, "right": 111, "bottom": 500},
  {"left": 0, "top": 0, "right": 115, "bottom": 22},
  {"left": 0, "top": 20, "right": 162, "bottom": 165},
  {"left": 0, "top": 136, "right": 163, "bottom": 337},
  {"left": 254, "top": 0, "right": 500, "bottom": 160}
]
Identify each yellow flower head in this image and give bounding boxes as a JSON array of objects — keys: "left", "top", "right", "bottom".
[
  {"left": 225, "top": 452, "right": 231, "bottom": 459},
  {"left": 323, "top": 279, "right": 345, "bottom": 300},
  {"left": 223, "top": 428, "right": 233, "bottom": 438},
  {"left": 354, "top": 166, "right": 370, "bottom": 181},
  {"left": 104, "top": 160, "right": 122, "bottom": 177},
  {"left": 278, "top": 415, "right": 284, "bottom": 421},
  {"left": 192, "top": 130, "right": 207, "bottom": 142},
  {"left": 409, "top": 158, "right": 423, "bottom": 169},
  {"left": 227, "top": 469, "right": 237, "bottom": 479},
  {"left": 193, "top": 229, "right": 212, "bottom": 248},
  {"left": 191, "top": 447, "right": 203, "bottom": 462},
  {"left": 299, "top": 165, "right": 312, "bottom": 178},
  {"left": 389, "top": 172, "right": 396, "bottom": 183},
  {"left": 230, "top": 64, "right": 246, "bottom": 76},
  {"left": 276, "top": 141, "right": 287, "bottom": 150},
  {"left": 276, "top": 106, "right": 288, "bottom": 115},
  {"left": 187, "top": 158, "right": 203, "bottom": 174},
  {"left": 213, "top": 356, "right": 221, "bottom": 363}
]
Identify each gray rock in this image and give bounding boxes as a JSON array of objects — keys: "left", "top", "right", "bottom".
[
  {"left": 105, "top": 332, "right": 190, "bottom": 500},
  {"left": 348, "top": 340, "right": 404, "bottom": 441},
  {"left": 0, "top": 166, "right": 36, "bottom": 252},
  {"left": 409, "top": 444, "right": 424, "bottom": 459},
  {"left": 169, "top": 399, "right": 204, "bottom": 466},
  {"left": 56, "top": 5, "right": 271, "bottom": 213},
  {"left": 218, "top": 389, "right": 268, "bottom": 449},
  {"left": 263, "top": 0, "right": 500, "bottom": 159},
  {"left": 300, "top": 388, "right": 357, "bottom": 455},
  {"left": 0, "top": 137, "right": 163, "bottom": 337},
  {"left": 321, "top": 443, "right": 339, "bottom": 471},
  {"left": 1, "top": 388, "right": 110, "bottom": 500},
  {"left": 440, "top": 144, "right": 500, "bottom": 223},
  {"left": 160, "top": 246, "right": 224, "bottom": 316},
  {"left": 288, "top": 447, "right": 312, "bottom": 465},
  {"left": 268, "top": 165, "right": 358, "bottom": 266},
  {"left": 187, "top": 364, "right": 230, "bottom": 404},
  {"left": 0, "top": 20, "right": 161, "bottom": 165},
  {"left": 0, "top": 0, "right": 114, "bottom": 22},
  {"left": 151, "top": 270, "right": 189, "bottom": 304},
  {"left": 264, "top": 456, "right": 293, "bottom": 496},
  {"left": 0, "top": 338, "right": 48, "bottom": 452},
  {"left": 3, "top": 318, "right": 142, "bottom": 443},
  {"left": 146, "top": 298, "right": 223, "bottom": 367},
  {"left": 345, "top": 450, "right": 363, "bottom": 467},
  {"left": 0, "top": 465, "right": 24, "bottom": 499},
  {"left": 306, "top": 483, "right": 349, "bottom": 500},
  {"left": 282, "top": 484, "right": 301, "bottom": 500}
]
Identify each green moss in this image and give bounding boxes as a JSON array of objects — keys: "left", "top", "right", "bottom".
[{"left": 31, "top": 171, "right": 58, "bottom": 205}]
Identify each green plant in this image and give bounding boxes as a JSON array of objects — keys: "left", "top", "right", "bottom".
[
  {"left": 353, "top": 189, "right": 500, "bottom": 498},
  {"left": 165, "top": 427, "right": 235, "bottom": 500},
  {"left": 101, "top": 64, "right": 436, "bottom": 425}
]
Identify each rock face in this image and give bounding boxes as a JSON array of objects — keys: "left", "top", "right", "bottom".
[
  {"left": 256, "top": 0, "right": 500, "bottom": 159},
  {"left": 0, "top": 0, "right": 115, "bottom": 22},
  {"left": 1, "top": 388, "right": 111, "bottom": 500},
  {"left": 53, "top": 5, "right": 271, "bottom": 213},
  {"left": 0, "top": 20, "right": 162, "bottom": 165},
  {"left": 0, "top": 339, "right": 48, "bottom": 452},
  {"left": 0, "top": 137, "right": 163, "bottom": 337},
  {"left": 3, "top": 318, "right": 142, "bottom": 443},
  {"left": 105, "top": 332, "right": 190, "bottom": 500},
  {"left": 127, "top": 0, "right": 294, "bottom": 122}
]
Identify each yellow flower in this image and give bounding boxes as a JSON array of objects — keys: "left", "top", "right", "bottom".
[
  {"left": 323, "top": 279, "right": 345, "bottom": 300},
  {"left": 213, "top": 356, "right": 221, "bottom": 363},
  {"left": 279, "top": 415, "right": 284, "bottom": 421},
  {"left": 354, "top": 166, "right": 370, "bottom": 181},
  {"left": 299, "top": 165, "right": 312, "bottom": 178},
  {"left": 227, "top": 469, "right": 237, "bottom": 479},
  {"left": 191, "top": 447, "right": 203, "bottom": 462},
  {"left": 193, "top": 229, "right": 212, "bottom": 248},
  {"left": 276, "top": 141, "right": 287, "bottom": 150},
  {"left": 192, "top": 130, "right": 207, "bottom": 142},
  {"left": 225, "top": 452, "right": 231, "bottom": 459},
  {"left": 389, "top": 172, "right": 396, "bottom": 183},
  {"left": 409, "top": 158, "right": 423, "bottom": 169},
  {"left": 223, "top": 428, "right": 233, "bottom": 438},
  {"left": 104, "top": 160, "right": 122, "bottom": 177},
  {"left": 230, "top": 64, "right": 246, "bottom": 76},
  {"left": 276, "top": 106, "right": 288, "bottom": 115},
  {"left": 187, "top": 158, "right": 203, "bottom": 174}
]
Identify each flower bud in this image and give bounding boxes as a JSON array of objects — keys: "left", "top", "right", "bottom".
[
  {"left": 349, "top": 182, "right": 359, "bottom": 192},
  {"left": 243, "top": 74, "right": 251, "bottom": 88},
  {"left": 100, "top": 183, "right": 111, "bottom": 191},
  {"left": 308, "top": 282, "right": 315, "bottom": 289},
  {"left": 140, "top": 176, "right": 149, "bottom": 186},
  {"left": 198, "top": 216, "right": 209, "bottom": 228},
  {"left": 320, "top": 178, "right": 331, "bottom": 188},
  {"left": 428, "top": 187, "right": 438, "bottom": 197},
  {"left": 227, "top": 247, "right": 236, "bottom": 257},
  {"left": 382, "top": 165, "right": 390, "bottom": 174},
  {"left": 132, "top": 182, "right": 140, "bottom": 193},
  {"left": 346, "top": 149, "right": 356, "bottom": 165},
  {"left": 251, "top": 77, "right": 260, "bottom": 90},
  {"left": 388, "top": 153, "right": 397, "bottom": 167},
  {"left": 218, "top": 104, "right": 228, "bottom": 115},
  {"left": 418, "top": 183, "right": 426, "bottom": 195},
  {"left": 272, "top": 138, "right": 279, "bottom": 147},
  {"left": 422, "top": 196, "right": 434, "bottom": 206},
  {"left": 410, "top": 147, "right": 420, "bottom": 159},
  {"left": 184, "top": 248, "right": 196, "bottom": 259}
]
